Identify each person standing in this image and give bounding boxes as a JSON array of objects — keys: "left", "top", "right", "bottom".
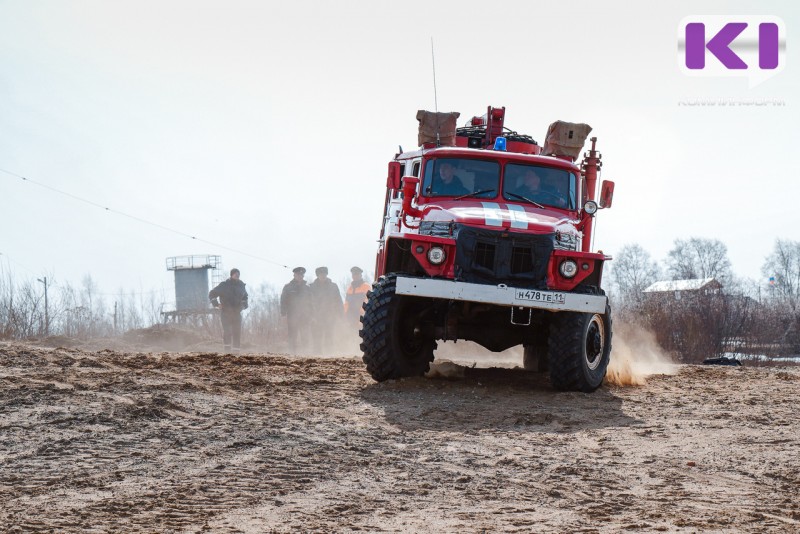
[
  {"left": 344, "top": 266, "right": 371, "bottom": 328},
  {"left": 280, "top": 267, "right": 312, "bottom": 353},
  {"left": 209, "top": 268, "right": 249, "bottom": 353},
  {"left": 309, "top": 266, "right": 344, "bottom": 354}
]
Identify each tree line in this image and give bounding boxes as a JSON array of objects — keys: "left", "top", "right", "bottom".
[
  {"left": 3, "top": 239, "right": 799, "bottom": 362},
  {"left": 0, "top": 268, "right": 295, "bottom": 350},
  {"left": 609, "top": 238, "right": 800, "bottom": 362},
  {"left": 0, "top": 272, "right": 164, "bottom": 340}
]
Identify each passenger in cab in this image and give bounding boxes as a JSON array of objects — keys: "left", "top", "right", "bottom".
[{"left": 507, "top": 166, "right": 567, "bottom": 208}]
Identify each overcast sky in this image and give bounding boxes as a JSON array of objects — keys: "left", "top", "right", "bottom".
[{"left": 1, "top": 0, "right": 798, "bottom": 305}]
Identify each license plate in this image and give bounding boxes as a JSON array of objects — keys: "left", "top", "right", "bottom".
[{"left": 514, "top": 289, "right": 566, "bottom": 305}]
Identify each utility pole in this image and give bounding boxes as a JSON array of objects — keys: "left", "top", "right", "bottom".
[{"left": 37, "top": 276, "right": 49, "bottom": 336}]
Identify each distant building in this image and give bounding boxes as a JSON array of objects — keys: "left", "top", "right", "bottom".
[{"left": 643, "top": 278, "right": 722, "bottom": 300}]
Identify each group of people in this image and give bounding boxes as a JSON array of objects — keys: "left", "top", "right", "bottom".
[{"left": 207, "top": 265, "right": 371, "bottom": 353}]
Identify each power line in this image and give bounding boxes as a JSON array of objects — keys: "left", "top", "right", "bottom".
[
  {"left": 96, "top": 289, "right": 166, "bottom": 297},
  {"left": 0, "top": 167, "right": 290, "bottom": 270},
  {"left": 0, "top": 263, "right": 164, "bottom": 297},
  {"left": 0, "top": 252, "right": 38, "bottom": 276}
]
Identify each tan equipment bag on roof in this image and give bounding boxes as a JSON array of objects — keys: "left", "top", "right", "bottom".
[
  {"left": 542, "top": 121, "right": 592, "bottom": 160},
  {"left": 416, "top": 110, "right": 461, "bottom": 147}
]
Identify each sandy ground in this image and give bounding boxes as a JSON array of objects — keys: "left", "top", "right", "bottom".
[{"left": 1, "top": 341, "right": 799, "bottom": 533}]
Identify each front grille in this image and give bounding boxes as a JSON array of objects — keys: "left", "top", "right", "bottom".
[
  {"left": 511, "top": 246, "right": 534, "bottom": 274},
  {"left": 474, "top": 242, "right": 496, "bottom": 271},
  {"left": 419, "top": 221, "right": 455, "bottom": 238},
  {"left": 453, "top": 225, "right": 555, "bottom": 288}
]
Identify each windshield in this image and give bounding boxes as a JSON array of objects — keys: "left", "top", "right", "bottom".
[
  {"left": 422, "top": 158, "right": 500, "bottom": 198},
  {"left": 503, "top": 163, "right": 577, "bottom": 209}
]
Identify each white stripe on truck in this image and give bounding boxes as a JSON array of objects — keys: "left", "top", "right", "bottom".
[
  {"left": 480, "top": 202, "right": 503, "bottom": 227},
  {"left": 505, "top": 203, "right": 529, "bottom": 230}
]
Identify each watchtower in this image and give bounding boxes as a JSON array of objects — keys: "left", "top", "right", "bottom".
[{"left": 162, "top": 255, "right": 224, "bottom": 323}]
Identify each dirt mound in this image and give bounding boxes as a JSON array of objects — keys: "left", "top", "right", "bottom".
[
  {"left": 121, "top": 324, "right": 214, "bottom": 351},
  {"left": 33, "top": 334, "right": 82, "bottom": 348}
]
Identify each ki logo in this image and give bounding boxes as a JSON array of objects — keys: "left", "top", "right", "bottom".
[{"left": 678, "top": 16, "right": 786, "bottom": 87}]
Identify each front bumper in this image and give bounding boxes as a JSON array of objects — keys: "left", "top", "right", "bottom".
[{"left": 395, "top": 276, "right": 607, "bottom": 314}]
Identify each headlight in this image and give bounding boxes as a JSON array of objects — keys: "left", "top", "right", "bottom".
[
  {"left": 559, "top": 259, "right": 578, "bottom": 278},
  {"left": 555, "top": 232, "right": 579, "bottom": 251},
  {"left": 427, "top": 246, "right": 446, "bottom": 265},
  {"left": 584, "top": 200, "right": 598, "bottom": 215}
]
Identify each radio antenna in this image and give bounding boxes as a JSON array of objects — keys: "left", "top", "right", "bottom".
[
  {"left": 431, "top": 37, "right": 439, "bottom": 113},
  {"left": 431, "top": 37, "right": 441, "bottom": 146}
]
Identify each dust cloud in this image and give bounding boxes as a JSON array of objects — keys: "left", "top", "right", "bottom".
[
  {"left": 431, "top": 323, "right": 676, "bottom": 388},
  {"left": 434, "top": 340, "right": 521, "bottom": 368},
  {"left": 425, "top": 359, "right": 467, "bottom": 379},
  {"left": 606, "top": 322, "right": 676, "bottom": 386}
]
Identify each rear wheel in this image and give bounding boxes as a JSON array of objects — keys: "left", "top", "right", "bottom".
[
  {"left": 523, "top": 344, "right": 548, "bottom": 372},
  {"left": 547, "top": 304, "right": 612, "bottom": 392},
  {"left": 360, "top": 275, "right": 437, "bottom": 381},
  {"left": 522, "top": 319, "right": 550, "bottom": 372}
]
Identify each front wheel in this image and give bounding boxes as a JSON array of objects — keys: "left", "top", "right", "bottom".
[
  {"left": 360, "top": 275, "right": 437, "bottom": 381},
  {"left": 547, "top": 304, "right": 612, "bottom": 392}
]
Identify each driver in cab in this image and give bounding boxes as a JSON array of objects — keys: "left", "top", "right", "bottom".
[{"left": 432, "top": 161, "right": 469, "bottom": 197}]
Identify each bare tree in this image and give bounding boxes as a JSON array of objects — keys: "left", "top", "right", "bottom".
[
  {"left": 81, "top": 274, "right": 96, "bottom": 311},
  {"left": 243, "top": 283, "right": 283, "bottom": 348},
  {"left": 640, "top": 289, "right": 749, "bottom": 363},
  {"left": 760, "top": 239, "right": 800, "bottom": 352},
  {"left": 0, "top": 267, "right": 14, "bottom": 339},
  {"left": 667, "top": 237, "right": 732, "bottom": 284},
  {"left": 144, "top": 291, "right": 164, "bottom": 326},
  {"left": 609, "top": 243, "right": 660, "bottom": 308},
  {"left": 124, "top": 294, "right": 143, "bottom": 330},
  {"left": 762, "top": 239, "right": 800, "bottom": 307}
]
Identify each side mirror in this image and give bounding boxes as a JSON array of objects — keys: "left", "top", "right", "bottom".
[
  {"left": 599, "top": 180, "right": 615, "bottom": 208},
  {"left": 387, "top": 162, "right": 401, "bottom": 190},
  {"left": 401, "top": 176, "right": 422, "bottom": 217}
]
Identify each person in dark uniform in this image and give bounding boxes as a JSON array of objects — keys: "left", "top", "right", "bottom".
[
  {"left": 280, "top": 266, "right": 312, "bottom": 353},
  {"left": 309, "top": 266, "right": 344, "bottom": 354},
  {"left": 209, "top": 268, "right": 249, "bottom": 352}
]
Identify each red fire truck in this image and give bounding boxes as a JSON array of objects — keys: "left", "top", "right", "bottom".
[{"left": 360, "top": 106, "right": 615, "bottom": 392}]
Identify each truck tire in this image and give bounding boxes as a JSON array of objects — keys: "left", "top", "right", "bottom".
[
  {"left": 360, "top": 275, "right": 437, "bottom": 381},
  {"left": 547, "top": 304, "right": 612, "bottom": 392},
  {"left": 523, "top": 345, "right": 548, "bottom": 372},
  {"left": 523, "top": 316, "right": 550, "bottom": 372}
]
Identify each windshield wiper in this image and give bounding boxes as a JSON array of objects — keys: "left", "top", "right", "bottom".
[
  {"left": 506, "top": 192, "right": 545, "bottom": 209},
  {"left": 454, "top": 189, "right": 496, "bottom": 200}
]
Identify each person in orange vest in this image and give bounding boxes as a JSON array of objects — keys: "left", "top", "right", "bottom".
[{"left": 344, "top": 266, "right": 371, "bottom": 327}]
